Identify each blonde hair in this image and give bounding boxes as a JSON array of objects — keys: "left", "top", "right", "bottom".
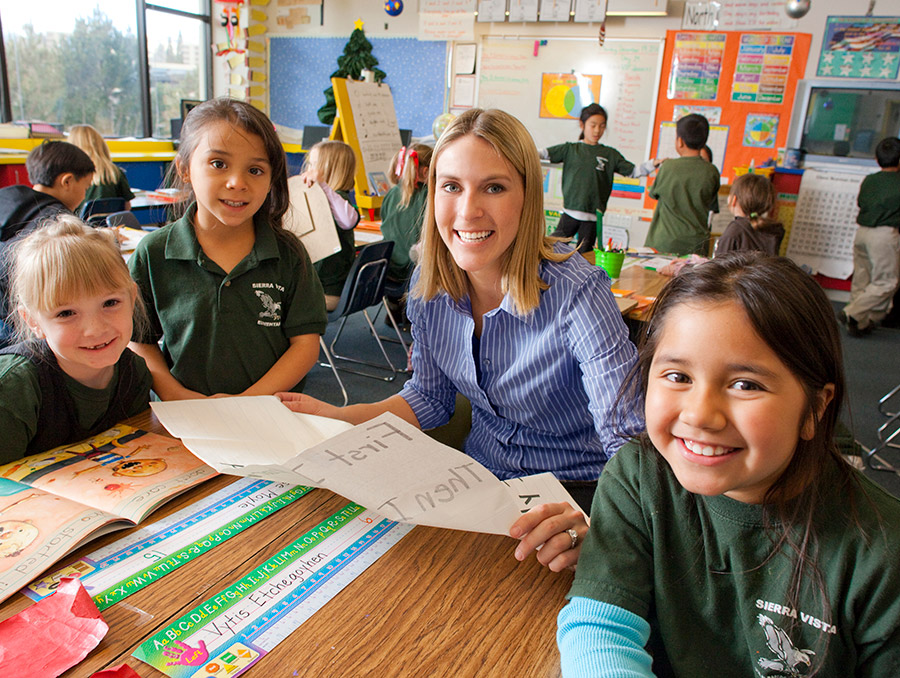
[
  {"left": 306, "top": 140, "right": 356, "bottom": 192},
  {"left": 68, "top": 125, "right": 117, "bottom": 186},
  {"left": 415, "top": 108, "right": 568, "bottom": 315},
  {"left": 387, "top": 148, "right": 403, "bottom": 186},
  {"left": 396, "top": 143, "right": 433, "bottom": 208},
  {"left": 7, "top": 214, "right": 143, "bottom": 341}
]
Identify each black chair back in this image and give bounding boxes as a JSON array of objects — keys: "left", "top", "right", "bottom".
[
  {"left": 329, "top": 241, "right": 394, "bottom": 322},
  {"left": 106, "top": 211, "right": 141, "bottom": 229},
  {"left": 80, "top": 198, "right": 126, "bottom": 220}
]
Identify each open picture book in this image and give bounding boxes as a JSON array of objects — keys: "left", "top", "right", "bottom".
[{"left": 0, "top": 425, "right": 216, "bottom": 604}]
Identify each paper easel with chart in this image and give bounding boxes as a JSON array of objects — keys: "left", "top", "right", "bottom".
[{"left": 331, "top": 78, "right": 402, "bottom": 212}]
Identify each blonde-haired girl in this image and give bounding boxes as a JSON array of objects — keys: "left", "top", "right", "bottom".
[
  {"left": 281, "top": 108, "right": 644, "bottom": 573},
  {"left": 0, "top": 214, "right": 151, "bottom": 462},
  {"left": 68, "top": 124, "right": 134, "bottom": 210},
  {"left": 302, "top": 140, "right": 360, "bottom": 310}
]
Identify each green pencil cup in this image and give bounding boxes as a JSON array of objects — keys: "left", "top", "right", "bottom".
[{"left": 595, "top": 249, "right": 625, "bottom": 278}]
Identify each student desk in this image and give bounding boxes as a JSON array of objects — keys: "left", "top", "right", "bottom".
[
  {"left": 583, "top": 253, "right": 670, "bottom": 321},
  {"left": 0, "top": 410, "right": 571, "bottom": 677}
]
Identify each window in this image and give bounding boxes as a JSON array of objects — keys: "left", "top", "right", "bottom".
[
  {"left": 0, "top": 1, "right": 210, "bottom": 137},
  {"left": 146, "top": 8, "right": 209, "bottom": 138}
]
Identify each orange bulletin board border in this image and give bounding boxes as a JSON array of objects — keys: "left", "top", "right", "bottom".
[{"left": 650, "top": 30, "right": 811, "bottom": 188}]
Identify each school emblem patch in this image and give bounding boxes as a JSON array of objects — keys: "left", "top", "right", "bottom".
[{"left": 255, "top": 290, "right": 281, "bottom": 321}]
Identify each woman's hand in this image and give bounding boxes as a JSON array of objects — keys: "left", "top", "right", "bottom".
[
  {"left": 276, "top": 392, "right": 342, "bottom": 419},
  {"left": 509, "top": 502, "right": 589, "bottom": 573}
]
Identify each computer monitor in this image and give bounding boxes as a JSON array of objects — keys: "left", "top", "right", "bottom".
[
  {"left": 787, "top": 78, "right": 900, "bottom": 169},
  {"left": 301, "top": 125, "right": 331, "bottom": 149}
]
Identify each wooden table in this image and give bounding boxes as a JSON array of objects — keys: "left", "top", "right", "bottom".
[
  {"left": 584, "top": 253, "right": 670, "bottom": 321},
  {"left": 0, "top": 411, "right": 572, "bottom": 677}
]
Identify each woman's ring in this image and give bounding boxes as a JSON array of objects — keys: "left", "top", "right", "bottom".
[{"left": 566, "top": 528, "right": 579, "bottom": 550}]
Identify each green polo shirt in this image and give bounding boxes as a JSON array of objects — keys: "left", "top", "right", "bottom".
[
  {"left": 546, "top": 142, "right": 635, "bottom": 214},
  {"left": 380, "top": 183, "right": 426, "bottom": 281},
  {"left": 129, "top": 204, "right": 327, "bottom": 396},
  {"left": 646, "top": 155, "right": 720, "bottom": 256},
  {"left": 0, "top": 352, "right": 151, "bottom": 463},
  {"left": 569, "top": 441, "right": 900, "bottom": 676},
  {"left": 857, "top": 170, "right": 900, "bottom": 228}
]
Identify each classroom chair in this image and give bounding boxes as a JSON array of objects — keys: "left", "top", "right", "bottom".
[
  {"left": 80, "top": 198, "right": 126, "bottom": 226},
  {"left": 370, "top": 276, "right": 411, "bottom": 366},
  {"left": 105, "top": 211, "right": 141, "bottom": 229},
  {"left": 318, "top": 241, "right": 402, "bottom": 406},
  {"left": 866, "top": 383, "right": 900, "bottom": 472}
]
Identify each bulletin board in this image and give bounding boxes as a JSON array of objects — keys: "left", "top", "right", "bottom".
[
  {"left": 651, "top": 29, "right": 811, "bottom": 184},
  {"left": 269, "top": 37, "right": 448, "bottom": 139}
]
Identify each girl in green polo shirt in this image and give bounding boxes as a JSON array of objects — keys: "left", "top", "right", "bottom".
[
  {"left": 380, "top": 143, "right": 433, "bottom": 324},
  {"left": 540, "top": 103, "right": 658, "bottom": 253},
  {"left": 559, "top": 252, "right": 900, "bottom": 676},
  {"left": 129, "top": 98, "right": 327, "bottom": 399}
]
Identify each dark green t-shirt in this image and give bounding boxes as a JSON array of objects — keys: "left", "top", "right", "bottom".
[
  {"left": 546, "top": 142, "right": 635, "bottom": 214},
  {"left": 81, "top": 166, "right": 135, "bottom": 209},
  {"left": 857, "top": 170, "right": 900, "bottom": 228},
  {"left": 568, "top": 441, "right": 900, "bottom": 677},
  {"left": 646, "top": 155, "right": 720, "bottom": 256},
  {"left": 0, "top": 353, "right": 151, "bottom": 463},
  {"left": 379, "top": 183, "right": 426, "bottom": 281},
  {"left": 129, "top": 204, "right": 327, "bottom": 395}
]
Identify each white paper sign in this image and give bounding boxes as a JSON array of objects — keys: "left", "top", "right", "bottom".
[
  {"left": 151, "top": 397, "right": 583, "bottom": 536},
  {"left": 419, "top": 11, "right": 476, "bottom": 40},
  {"left": 508, "top": 0, "right": 539, "bottom": 21},
  {"left": 682, "top": 1, "right": 721, "bottom": 30},
  {"left": 573, "top": 0, "right": 607, "bottom": 23},
  {"left": 539, "top": 0, "right": 571, "bottom": 21},
  {"left": 284, "top": 179, "right": 340, "bottom": 264},
  {"left": 478, "top": 0, "right": 508, "bottom": 22}
]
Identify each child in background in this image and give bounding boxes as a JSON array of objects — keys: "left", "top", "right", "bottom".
[
  {"left": 558, "top": 252, "right": 900, "bottom": 676},
  {"left": 0, "top": 215, "right": 151, "bottom": 463},
  {"left": 841, "top": 136, "right": 900, "bottom": 337},
  {"left": 658, "top": 173, "right": 784, "bottom": 276},
  {"left": 129, "top": 97, "right": 326, "bottom": 399},
  {"left": 541, "top": 104, "right": 658, "bottom": 254},
  {"left": 68, "top": 124, "right": 135, "bottom": 211},
  {"left": 302, "top": 140, "right": 360, "bottom": 311},
  {"left": 645, "top": 114, "right": 720, "bottom": 256},
  {"left": 0, "top": 141, "right": 95, "bottom": 346},
  {"left": 715, "top": 172, "right": 784, "bottom": 256},
  {"left": 380, "top": 143, "right": 433, "bottom": 322}
]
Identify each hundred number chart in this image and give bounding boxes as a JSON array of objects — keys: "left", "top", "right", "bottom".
[{"left": 785, "top": 168, "right": 867, "bottom": 280}]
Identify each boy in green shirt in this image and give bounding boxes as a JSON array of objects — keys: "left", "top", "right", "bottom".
[
  {"left": 645, "top": 114, "right": 720, "bottom": 256},
  {"left": 841, "top": 136, "right": 900, "bottom": 336}
]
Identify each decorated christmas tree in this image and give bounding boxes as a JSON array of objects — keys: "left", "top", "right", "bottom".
[{"left": 317, "top": 24, "right": 387, "bottom": 124}]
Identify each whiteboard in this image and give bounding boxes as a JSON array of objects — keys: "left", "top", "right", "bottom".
[{"left": 476, "top": 37, "right": 664, "bottom": 163}]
